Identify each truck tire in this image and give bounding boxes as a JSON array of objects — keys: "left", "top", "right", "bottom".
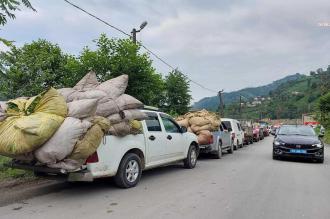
[
  {"left": 114, "top": 153, "right": 142, "bottom": 188},
  {"left": 184, "top": 144, "right": 198, "bottom": 169},
  {"left": 214, "top": 141, "right": 222, "bottom": 159},
  {"left": 228, "top": 142, "right": 234, "bottom": 154}
]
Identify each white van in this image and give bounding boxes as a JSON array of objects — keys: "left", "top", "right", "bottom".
[{"left": 221, "top": 118, "right": 244, "bottom": 150}]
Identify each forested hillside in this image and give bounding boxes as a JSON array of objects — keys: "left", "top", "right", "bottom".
[
  {"left": 193, "top": 73, "right": 303, "bottom": 111},
  {"left": 224, "top": 67, "right": 330, "bottom": 120}
]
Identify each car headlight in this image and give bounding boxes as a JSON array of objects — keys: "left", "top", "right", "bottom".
[
  {"left": 313, "top": 143, "right": 323, "bottom": 148},
  {"left": 274, "top": 140, "right": 283, "bottom": 146}
]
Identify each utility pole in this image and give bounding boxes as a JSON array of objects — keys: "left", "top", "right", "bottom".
[
  {"left": 218, "top": 90, "right": 224, "bottom": 117},
  {"left": 239, "top": 95, "right": 242, "bottom": 120},
  {"left": 131, "top": 21, "right": 148, "bottom": 44},
  {"left": 131, "top": 28, "right": 137, "bottom": 44}
]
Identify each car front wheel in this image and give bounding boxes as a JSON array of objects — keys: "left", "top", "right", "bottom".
[
  {"left": 184, "top": 144, "right": 198, "bottom": 169},
  {"left": 115, "top": 153, "right": 142, "bottom": 188}
]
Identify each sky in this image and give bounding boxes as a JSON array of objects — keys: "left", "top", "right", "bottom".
[{"left": 1, "top": 0, "right": 330, "bottom": 102}]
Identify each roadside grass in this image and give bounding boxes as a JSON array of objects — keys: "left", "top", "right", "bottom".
[
  {"left": 324, "top": 130, "right": 330, "bottom": 145},
  {"left": 0, "top": 156, "right": 33, "bottom": 180}
]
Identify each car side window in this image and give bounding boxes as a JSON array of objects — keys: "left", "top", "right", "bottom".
[
  {"left": 161, "top": 117, "right": 181, "bottom": 133},
  {"left": 236, "top": 123, "right": 241, "bottom": 131},
  {"left": 221, "top": 122, "right": 227, "bottom": 130},
  {"left": 145, "top": 116, "right": 162, "bottom": 132}
]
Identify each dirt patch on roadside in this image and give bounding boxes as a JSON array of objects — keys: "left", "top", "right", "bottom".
[{"left": 0, "top": 177, "right": 68, "bottom": 207}]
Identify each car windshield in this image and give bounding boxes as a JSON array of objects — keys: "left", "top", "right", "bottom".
[{"left": 277, "top": 125, "right": 316, "bottom": 136}]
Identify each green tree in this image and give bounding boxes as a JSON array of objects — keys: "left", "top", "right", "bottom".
[
  {"left": 0, "top": 39, "right": 77, "bottom": 98},
  {"left": 0, "top": 0, "right": 36, "bottom": 46},
  {"left": 163, "top": 70, "right": 191, "bottom": 115},
  {"left": 0, "top": 0, "right": 35, "bottom": 25},
  {"left": 77, "top": 34, "right": 165, "bottom": 106},
  {"left": 318, "top": 92, "right": 330, "bottom": 128}
]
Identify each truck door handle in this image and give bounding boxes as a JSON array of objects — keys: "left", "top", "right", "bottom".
[
  {"left": 149, "top": 135, "right": 156, "bottom": 141},
  {"left": 167, "top": 135, "right": 172, "bottom": 140}
]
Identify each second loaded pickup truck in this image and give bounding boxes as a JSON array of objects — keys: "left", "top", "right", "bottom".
[
  {"left": 198, "top": 122, "right": 234, "bottom": 158},
  {"left": 9, "top": 109, "right": 199, "bottom": 188}
]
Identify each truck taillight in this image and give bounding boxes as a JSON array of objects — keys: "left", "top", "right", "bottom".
[
  {"left": 209, "top": 135, "right": 214, "bottom": 144},
  {"left": 85, "top": 152, "right": 99, "bottom": 164},
  {"left": 231, "top": 133, "right": 235, "bottom": 140}
]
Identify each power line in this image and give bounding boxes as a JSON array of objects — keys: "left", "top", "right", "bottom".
[
  {"left": 63, "top": 0, "right": 218, "bottom": 94},
  {"left": 64, "top": 0, "right": 130, "bottom": 37},
  {"left": 140, "top": 43, "right": 218, "bottom": 93}
]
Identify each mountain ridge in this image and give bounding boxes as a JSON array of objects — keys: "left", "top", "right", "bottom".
[{"left": 193, "top": 73, "right": 304, "bottom": 111}]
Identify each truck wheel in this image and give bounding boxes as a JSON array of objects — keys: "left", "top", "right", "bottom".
[
  {"left": 34, "top": 171, "right": 47, "bottom": 177},
  {"left": 214, "top": 141, "right": 222, "bottom": 159},
  {"left": 184, "top": 144, "right": 198, "bottom": 169},
  {"left": 114, "top": 153, "right": 142, "bottom": 188},
  {"left": 228, "top": 142, "right": 234, "bottom": 154}
]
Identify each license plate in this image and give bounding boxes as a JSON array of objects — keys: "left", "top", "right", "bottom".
[{"left": 290, "top": 149, "right": 307, "bottom": 154}]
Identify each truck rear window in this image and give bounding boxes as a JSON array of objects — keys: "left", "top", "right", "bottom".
[{"left": 145, "top": 117, "right": 162, "bottom": 132}]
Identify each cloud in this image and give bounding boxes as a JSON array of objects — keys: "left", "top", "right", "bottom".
[{"left": 1, "top": 0, "right": 330, "bottom": 102}]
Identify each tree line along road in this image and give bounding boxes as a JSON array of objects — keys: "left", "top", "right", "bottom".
[{"left": 0, "top": 136, "right": 329, "bottom": 219}]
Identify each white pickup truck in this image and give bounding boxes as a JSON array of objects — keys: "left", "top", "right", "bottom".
[{"left": 10, "top": 110, "right": 199, "bottom": 188}]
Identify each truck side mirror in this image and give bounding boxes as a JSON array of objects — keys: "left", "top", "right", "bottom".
[
  {"left": 319, "top": 133, "right": 324, "bottom": 138},
  {"left": 228, "top": 128, "right": 232, "bottom": 132},
  {"left": 181, "top": 126, "right": 187, "bottom": 133}
]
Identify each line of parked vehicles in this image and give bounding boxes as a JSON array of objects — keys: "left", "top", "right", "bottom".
[
  {"left": 9, "top": 108, "right": 269, "bottom": 188},
  {"left": 199, "top": 118, "right": 270, "bottom": 158}
]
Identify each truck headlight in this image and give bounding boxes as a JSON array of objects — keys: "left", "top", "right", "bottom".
[{"left": 313, "top": 143, "right": 323, "bottom": 148}]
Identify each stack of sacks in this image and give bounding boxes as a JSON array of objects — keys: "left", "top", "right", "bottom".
[
  {"left": 47, "top": 116, "right": 111, "bottom": 171},
  {"left": 0, "top": 88, "right": 67, "bottom": 158},
  {"left": 58, "top": 71, "right": 147, "bottom": 137},
  {"left": 176, "top": 109, "right": 220, "bottom": 145}
]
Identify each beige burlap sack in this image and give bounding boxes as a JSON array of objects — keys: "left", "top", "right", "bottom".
[
  {"left": 189, "top": 116, "right": 211, "bottom": 126},
  {"left": 96, "top": 74, "right": 128, "bottom": 99},
  {"left": 108, "top": 121, "right": 131, "bottom": 136},
  {"left": 35, "top": 117, "right": 92, "bottom": 165},
  {"left": 197, "top": 130, "right": 212, "bottom": 145},
  {"left": 191, "top": 124, "right": 212, "bottom": 134},
  {"left": 57, "top": 88, "right": 75, "bottom": 102},
  {"left": 108, "top": 110, "right": 147, "bottom": 124},
  {"left": 67, "top": 90, "right": 107, "bottom": 102},
  {"left": 73, "top": 71, "right": 99, "bottom": 91},
  {"left": 67, "top": 99, "right": 98, "bottom": 119},
  {"left": 96, "top": 94, "right": 143, "bottom": 117},
  {"left": 176, "top": 118, "right": 189, "bottom": 128}
]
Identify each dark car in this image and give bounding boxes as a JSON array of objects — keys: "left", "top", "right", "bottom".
[{"left": 273, "top": 125, "right": 324, "bottom": 163}]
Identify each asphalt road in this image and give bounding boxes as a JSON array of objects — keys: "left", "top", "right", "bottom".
[{"left": 0, "top": 136, "right": 329, "bottom": 219}]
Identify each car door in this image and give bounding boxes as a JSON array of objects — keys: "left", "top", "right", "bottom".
[
  {"left": 220, "top": 122, "right": 231, "bottom": 147},
  {"left": 144, "top": 112, "right": 168, "bottom": 163},
  {"left": 160, "top": 114, "right": 185, "bottom": 160},
  {"left": 237, "top": 123, "right": 244, "bottom": 144},
  {"left": 235, "top": 122, "right": 243, "bottom": 145}
]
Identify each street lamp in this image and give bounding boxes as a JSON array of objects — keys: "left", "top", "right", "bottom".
[{"left": 131, "top": 21, "right": 148, "bottom": 44}]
